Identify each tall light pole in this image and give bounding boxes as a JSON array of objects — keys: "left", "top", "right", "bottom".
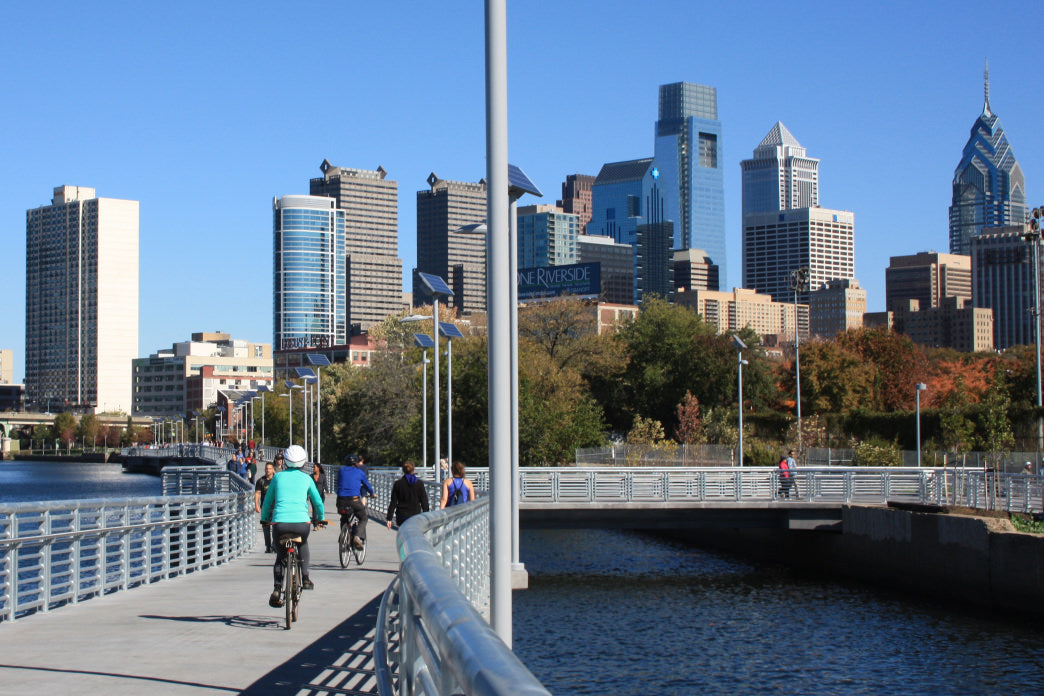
[
  {"left": 305, "top": 354, "right": 331, "bottom": 465},
  {"left": 413, "top": 333, "right": 435, "bottom": 472},
  {"left": 915, "top": 382, "right": 927, "bottom": 467},
  {"left": 439, "top": 322, "right": 464, "bottom": 469},
  {"left": 216, "top": 405, "right": 226, "bottom": 444},
  {"left": 256, "top": 386, "right": 270, "bottom": 447},
  {"left": 416, "top": 273, "right": 453, "bottom": 484},
  {"left": 733, "top": 335, "right": 748, "bottom": 467},
  {"left": 1024, "top": 208, "right": 1043, "bottom": 455},
  {"left": 485, "top": 0, "right": 512, "bottom": 645},
  {"left": 283, "top": 380, "right": 303, "bottom": 446},
  {"left": 789, "top": 266, "right": 810, "bottom": 454},
  {"left": 295, "top": 368, "right": 316, "bottom": 461}
]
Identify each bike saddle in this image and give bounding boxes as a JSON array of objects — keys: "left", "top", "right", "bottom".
[{"left": 278, "top": 534, "right": 303, "bottom": 545}]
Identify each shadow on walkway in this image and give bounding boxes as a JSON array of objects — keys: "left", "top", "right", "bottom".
[{"left": 239, "top": 594, "right": 384, "bottom": 695}]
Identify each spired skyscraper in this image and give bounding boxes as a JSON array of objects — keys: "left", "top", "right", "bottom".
[
  {"left": 25, "top": 186, "right": 139, "bottom": 413},
  {"left": 948, "top": 63, "right": 1026, "bottom": 256},
  {"left": 652, "top": 82, "right": 726, "bottom": 284}
]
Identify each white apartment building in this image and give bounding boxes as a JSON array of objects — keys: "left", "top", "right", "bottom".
[{"left": 25, "top": 186, "right": 138, "bottom": 413}]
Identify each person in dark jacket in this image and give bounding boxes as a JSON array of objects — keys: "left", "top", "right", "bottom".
[{"left": 386, "top": 460, "right": 429, "bottom": 528}]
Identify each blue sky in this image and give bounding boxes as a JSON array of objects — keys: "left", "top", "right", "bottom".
[{"left": 2, "top": 1, "right": 1042, "bottom": 383}]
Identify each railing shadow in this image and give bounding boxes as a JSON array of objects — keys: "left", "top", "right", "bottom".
[{"left": 238, "top": 594, "right": 383, "bottom": 696}]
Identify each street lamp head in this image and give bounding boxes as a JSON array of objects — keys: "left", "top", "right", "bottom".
[
  {"left": 916, "top": 383, "right": 927, "bottom": 391},
  {"left": 732, "top": 334, "right": 748, "bottom": 351},
  {"left": 739, "top": 359, "right": 749, "bottom": 366}
]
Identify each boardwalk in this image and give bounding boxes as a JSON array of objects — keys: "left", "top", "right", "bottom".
[{"left": 0, "top": 500, "right": 398, "bottom": 695}]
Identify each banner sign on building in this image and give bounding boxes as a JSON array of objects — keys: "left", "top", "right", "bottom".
[{"left": 517, "top": 262, "right": 600, "bottom": 300}]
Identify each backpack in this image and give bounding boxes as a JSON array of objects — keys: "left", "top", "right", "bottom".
[
  {"left": 447, "top": 478, "right": 466, "bottom": 506},
  {"left": 778, "top": 457, "right": 791, "bottom": 476}
]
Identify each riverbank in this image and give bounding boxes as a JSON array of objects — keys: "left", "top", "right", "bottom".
[
  {"left": 664, "top": 503, "right": 1044, "bottom": 621},
  {"left": 9, "top": 452, "right": 111, "bottom": 463}
]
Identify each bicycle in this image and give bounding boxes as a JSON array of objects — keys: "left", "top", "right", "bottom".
[
  {"left": 278, "top": 520, "right": 326, "bottom": 630},
  {"left": 338, "top": 503, "right": 370, "bottom": 568}
]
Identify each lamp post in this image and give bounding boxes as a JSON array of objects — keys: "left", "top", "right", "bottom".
[
  {"left": 789, "top": 266, "right": 810, "bottom": 454},
  {"left": 415, "top": 273, "right": 454, "bottom": 484},
  {"left": 439, "top": 322, "right": 464, "bottom": 469},
  {"left": 915, "top": 382, "right": 927, "bottom": 467},
  {"left": 1024, "top": 208, "right": 1043, "bottom": 454},
  {"left": 216, "top": 405, "right": 226, "bottom": 444},
  {"left": 256, "top": 385, "right": 270, "bottom": 447},
  {"left": 283, "top": 380, "right": 302, "bottom": 446},
  {"left": 295, "top": 368, "right": 316, "bottom": 461},
  {"left": 305, "top": 354, "right": 331, "bottom": 465},
  {"left": 193, "top": 410, "right": 201, "bottom": 444},
  {"left": 733, "top": 335, "right": 748, "bottom": 467},
  {"left": 413, "top": 333, "right": 435, "bottom": 472}
]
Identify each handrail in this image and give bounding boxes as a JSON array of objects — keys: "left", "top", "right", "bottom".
[
  {"left": 367, "top": 472, "right": 548, "bottom": 696},
  {"left": 0, "top": 468, "right": 255, "bottom": 623}
]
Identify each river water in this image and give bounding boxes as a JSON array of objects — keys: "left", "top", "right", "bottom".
[
  {"left": 3, "top": 461, "right": 1042, "bottom": 694},
  {"left": 513, "top": 528, "right": 1044, "bottom": 695}
]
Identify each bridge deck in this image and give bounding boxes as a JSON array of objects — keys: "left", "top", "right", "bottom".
[{"left": 0, "top": 500, "right": 397, "bottom": 695}]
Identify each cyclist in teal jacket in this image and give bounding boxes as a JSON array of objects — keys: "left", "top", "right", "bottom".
[{"left": 260, "top": 445, "right": 325, "bottom": 607}]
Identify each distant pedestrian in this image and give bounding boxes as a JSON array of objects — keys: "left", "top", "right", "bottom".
[
  {"left": 387, "top": 461, "right": 429, "bottom": 528},
  {"left": 779, "top": 450, "right": 796, "bottom": 499},
  {"left": 254, "top": 462, "right": 276, "bottom": 552},
  {"left": 312, "top": 462, "right": 327, "bottom": 504},
  {"left": 440, "top": 461, "right": 475, "bottom": 508},
  {"left": 247, "top": 455, "right": 257, "bottom": 483}
]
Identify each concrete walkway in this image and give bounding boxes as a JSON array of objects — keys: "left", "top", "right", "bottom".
[{"left": 0, "top": 501, "right": 399, "bottom": 695}]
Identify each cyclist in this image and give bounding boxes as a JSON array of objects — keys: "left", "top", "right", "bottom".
[
  {"left": 337, "top": 453, "right": 375, "bottom": 549},
  {"left": 260, "top": 444, "right": 325, "bottom": 608}
]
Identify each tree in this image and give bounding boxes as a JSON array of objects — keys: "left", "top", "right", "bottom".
[
  {"left": 938, "top": 377, "right": 975, "bottom": 454},
  {"left": 53, "top": 412, "right": 76, "bottom": 449},
  {"left": 793, "top": 339, "right": 874, "bottom": 414},
  {"left": 837, "top": 328, "right": 929, "bottom": 411},
  {"left": 977, "top": 378, "right": 1015, "bottom": 460},
  {"left": 77, "top": 413, "right": 101, "bottom": 448},
  {"left": 675, "top": 391, "right": 704, "bottom": 444}
]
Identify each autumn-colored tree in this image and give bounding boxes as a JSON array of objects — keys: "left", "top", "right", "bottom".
[
  {"left": 675, "top": 391, "right": 704, "bottom": 444},
  {"left": 837, "top": 328, "right": 929, "bottom": 411},
  {"left": 791, "top": 338, "right": 873, "bottom": 414},
  {"left": 53, "top": 412, "right": 76, "bottom": 448}
]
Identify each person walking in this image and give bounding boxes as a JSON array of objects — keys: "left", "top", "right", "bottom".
[
  {"left": 440, "top": 461, "right": 476, "bottom": 508},
  {"left": 260, "top": 445, "right": 325, "bottom": 607},
  {"left": 254, "top": 461, "right": 277, "bottom": 552},
  {"left": 312, "top": 462, "right": 327, "bottom": 505},
  {"left": 779, "top": 449, "right": 797, "bottom": 499},
  {"left": 386, "top": 460, "right": 430, "bottom": 529}
]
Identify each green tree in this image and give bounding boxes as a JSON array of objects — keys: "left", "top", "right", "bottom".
[
  {"left": 794, "top": 338, "right": 874, "bottom": 414},
  {"left": 977, "top": 379, "right": 1015, "bottom": 460},
  {"left": 53, "top": 412, "right": 76, "bottom": 449},
  {"left": 77, "top": 413, "right": 101, "bottom": 449},
  {"left": 938, "top": 377, "right": 975, "bottom": 454},
  {"left": 703, "top": 406, "right": 739, "bottom": 448}
]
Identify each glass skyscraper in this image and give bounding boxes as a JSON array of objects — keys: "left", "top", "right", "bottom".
[
  {"left": 652, "top": 82, "right": 726, "bottom": 286},
  {"left": 948, "top": 66, "right": 1026, "bottom": 256},
  {"left": 273, "top": 195, "right": 346, "bottom": 351}
]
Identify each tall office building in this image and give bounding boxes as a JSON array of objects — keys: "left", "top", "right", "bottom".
[
  {"left": 309, "top": 160, "right": 403, "bottom": 333},
  {"left": 809, "top": 278, "right": 866, "bottom": 338},
  {"left": 415, "top": 173, "right": 488, "bottom": 313},
  {"left": 273, "top": 195, "right": 346, "bottom": 351},
  {"left": 743, "top": 208, "right": 855, "bottom": 305},
  {"left": 25, "top": 186, "right": 138, "bottom": 413},
  {"left": 589, "top": 158, "right": 673, "bottom": 303},
  {"left": 741, "top": 123, "right": 855, "bottom": 305},
  {"left": 673, "top": 248, "right": 719, "bottom": 294},
  {"left": 0, "top": 349, "right": 12, "bottom": 385},
  {"left": 740, "top": 121, "right": 819, "bottom": 215},
  {"left": 885, "top": 251, "right": 972, "bottom": 312},
  {"left": 556, "top": 174, "right": 595, "bottom": 235},
  {"left": 652, "top": 82, "right": 726, "bottom": 283},
  {"left": 948, "top": 64, "right": 1026, "bottom": 256},
  {"left": 970, "top": 226, "right": 1039, "bottom": 350},
  {"left": 517, "top": 204, "right": 578, "bottom": 268},
  {"left": 577, "top": 234, "right": 634, "bottom": 305}
]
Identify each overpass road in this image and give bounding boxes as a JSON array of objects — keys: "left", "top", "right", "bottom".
[{"left": 0, "top": 500, "right": 398, "bottom": 695}]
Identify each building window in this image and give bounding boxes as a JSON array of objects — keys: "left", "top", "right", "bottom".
[{"left": 699, "top": 133, "right": 718, "bottom": 168}]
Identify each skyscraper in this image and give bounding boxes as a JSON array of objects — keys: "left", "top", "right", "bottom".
[
  {"left": 742, "top": 123, "right": 855, "bottom": 305},
  {"left": 25, "top": 186, "right": 139, "bottom": 413},
  {"left": 885, "top": 251, "right": 972, "bottom": 312},
  {"left": 516, "top": 204, "right": 578, "bottom": 268},
  {"left": 556, "top": 174, "right": 595, "bottom": 235},
  {"left": 948, "top": 63, "right": 1026, "bottom": 256},
  {"left": 415, "top": 173, "right": 488, "bottom": 313},
  {"left": 971, "top": 226, "right": 1037, "bottom": 350},
  {"left": 652, "top": 82, "right": 726, "bottom": 282},
  {"left": 273, "top": 195, "right": 346, "bottom": 351},
  {"left": 740, "top": 121, "right": 819, "bottom": 215},
  {"left": 309, "top": 160, "right": 403, "bottom": 333}
]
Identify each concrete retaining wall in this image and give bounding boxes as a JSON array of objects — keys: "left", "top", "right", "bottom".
[{"left": 666, "top": 504, "right": 1044, "bottom": 619}]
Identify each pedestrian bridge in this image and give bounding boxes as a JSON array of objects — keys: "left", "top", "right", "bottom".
[{"left": 3, "top": 450, "right": 1041, "bottom": 695}]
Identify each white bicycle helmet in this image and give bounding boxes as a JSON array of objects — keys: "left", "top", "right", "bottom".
[{"left": 283, "top": 445, "right": 308, "bottom": 469}]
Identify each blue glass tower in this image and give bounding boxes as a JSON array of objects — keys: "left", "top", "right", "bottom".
[
  {"left": 652, "top": 82, "right": 726, "bottom": 286},
  {"left": 273, "top": 195, "right": 346, "bottom": 350},
  {"left": 948, "top": 64, "right": 1026, "bottom": 256}
]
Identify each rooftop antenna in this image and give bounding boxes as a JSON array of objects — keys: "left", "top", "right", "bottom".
[{"left": 983, "top": 58, "right": 991, "bottom": 115}]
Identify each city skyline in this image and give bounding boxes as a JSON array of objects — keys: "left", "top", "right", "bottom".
[{"left": 1, "top": 1, "right": 1042, "bottom": 383}]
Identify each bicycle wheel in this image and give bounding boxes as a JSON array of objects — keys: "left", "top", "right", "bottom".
[
  {"left": 284, "top": 551, "right": 297, "bottom": 630},
  {"left": 338, "top": 523, "right": 351, "bottom": 569},
  {"left": 352, "top": 537, "right": 366, "bottom": 565}
]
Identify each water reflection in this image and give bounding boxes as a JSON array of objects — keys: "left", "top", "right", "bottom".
[
  {"left": 513, "top": 529, "right": 1043, "bottom": 695},
  {"left": 0, "top": 460, "right": 160, "bottom": 503}
]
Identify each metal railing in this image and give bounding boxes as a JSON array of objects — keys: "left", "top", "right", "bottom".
[
  {"left": 0, "top": 467, "right": 256, "bottom": 623},
  {"left": 370, "top": 471, "right": 548, "bottom": 696},
  {"left": 124, "top": 444, "right": 236, "bottom": 465},
  {"left": 514, "top": 467, "right": 1044, "bottom": 513}
]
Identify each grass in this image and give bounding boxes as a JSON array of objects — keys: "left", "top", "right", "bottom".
[{"left": 1009, "top": 514, "right": 1044, "bottom": 534}]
